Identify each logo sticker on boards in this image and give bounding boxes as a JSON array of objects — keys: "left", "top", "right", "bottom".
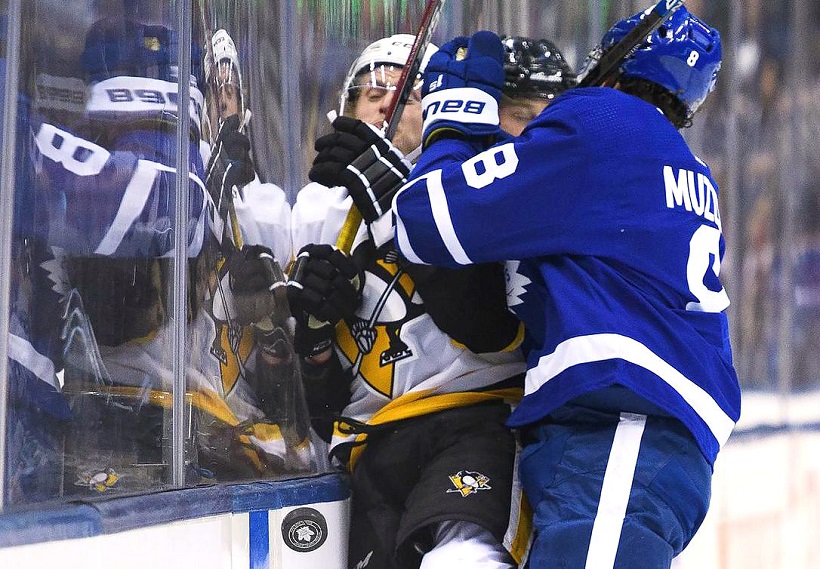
[{"left": 281, "top": 507, "right": 328, "bottom": 553}]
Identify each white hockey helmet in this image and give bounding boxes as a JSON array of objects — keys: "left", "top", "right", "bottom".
[
  {"left": 339, "top": 33, "right": 438, "bottom": 116},
  {"left": 206, "top": 29, "right": 243, "bottom": 97}
]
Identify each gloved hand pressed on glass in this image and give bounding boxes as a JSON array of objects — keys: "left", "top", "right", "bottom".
[
  {"left": 286, "top": 243, "right": 364, "bottom": 357},
  {"left": 309, "top": 116, "right": 411, "bottom": 224},
  {"left": 210, "top": 114, "right": 255, "bottom": 191},
  {"left": 228, "top": 244, "right": 282, "bottom": 326},
  {"left": 420, "top": 30, "right": 505, "bottom": 147}
]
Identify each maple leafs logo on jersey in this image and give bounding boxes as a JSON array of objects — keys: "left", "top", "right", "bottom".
[
  {"left": 447, "top": 470, "right": 492, "bottom": 497},
  {"left": 505, "top": 260, "right": 531, "bottom": 307}
]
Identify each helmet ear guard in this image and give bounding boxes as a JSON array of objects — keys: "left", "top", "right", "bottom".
[{"left": 582, "top": 6, "right": 721, "bottom": 119}]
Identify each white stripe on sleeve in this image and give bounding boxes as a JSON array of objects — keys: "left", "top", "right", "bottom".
[
  {"left": 425, "top": 169, "right": 473, "bottom": 265},
  {"left": 95, "top": 159, "right": 166, "bottom": 255}
]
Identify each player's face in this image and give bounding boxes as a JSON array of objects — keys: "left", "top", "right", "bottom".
[
  {"left": 349, "top": 65, "right": 423, "bottom": 156},
  {"left": 215, "top": 60, "right": 241, "bottom": 119},
  {"left": 499, "top": 97, "right": 550, "bottom": 136}
]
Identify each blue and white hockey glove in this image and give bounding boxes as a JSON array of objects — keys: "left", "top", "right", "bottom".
[
  {"left": 309, "top": 116, "right": 411, "bottom": 224},
  {"left": 421, "top": 30, "right": 505, "bottom": 147}
]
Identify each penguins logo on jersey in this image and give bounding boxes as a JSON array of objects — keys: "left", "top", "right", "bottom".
[
  {"left": 75, "top": 467, "right": 120, "bottom": 492},
  {"left": 205, "top": 257, "right": 255, "bottom": 395},
  {"left": 447, "top": 470, "right": 492, "bottom": 497},
  {"left": 336, "top": 248, "right": 425, "bottom": 398}
]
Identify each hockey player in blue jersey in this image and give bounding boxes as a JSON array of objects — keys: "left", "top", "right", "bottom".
[
  {"left": 290, "top": 34, "right": 575, "bottom": 568},
  {"left": 393, "top": 7, "right": 740, "bottom": 568}
]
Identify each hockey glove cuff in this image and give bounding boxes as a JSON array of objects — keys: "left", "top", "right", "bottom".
[
  {"left": 287, "top": 244, "right": 364, "bottom": 357},
  {"left": 309, "top": 116, "right": 411, "bottom": 224},
  {"left": 421, "top": 31, "right": 504, "bottom": 147}
]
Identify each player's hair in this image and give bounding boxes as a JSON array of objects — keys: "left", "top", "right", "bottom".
[{"left": 617, "top": 77, "right": 691, "bottom": 129}]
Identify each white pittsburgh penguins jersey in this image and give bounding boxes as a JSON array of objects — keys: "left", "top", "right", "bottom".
[{"left": 292, "top": 182, "right": 527, "bottom": 456}]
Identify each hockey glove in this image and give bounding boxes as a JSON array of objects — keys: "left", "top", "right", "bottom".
[
  {"left": 287, "top": 244, "right": 364, "bottom": 357},
  {"left": 309, "top": 116, "right": 411, "bottom": 224},
  {"left": 208, "top": 114, "right": 255, "bottom": 193},
  {"left": 421, "top": 31, "right": 505, "bottom": 147},
  {"left": 228, "top": 244, "right": 283, "bottom": 326}
]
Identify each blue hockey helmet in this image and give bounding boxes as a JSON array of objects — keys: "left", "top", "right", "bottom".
[
  {"left": 81, "top": 19, "right": 205, "bottom": 137},
  {"left": 81, "top": 18, "right": 204, "bottom": 91},
  {"left": 598, "top": 6, "right": 721, "bottom": 117}
]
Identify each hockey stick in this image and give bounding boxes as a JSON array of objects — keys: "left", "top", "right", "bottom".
[
  {"left": 577, "top": 0, "right": 687, "bottom": 87},
  {"left": 335, "top": 0, "right": 446, "bottom": 254}
]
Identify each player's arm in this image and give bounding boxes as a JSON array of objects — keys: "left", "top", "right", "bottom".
[
  {"left": 403, "top": 261, "right": 523, "bottom": 353},
  {"left": 33, "top": 121, "right": 212, "bottom": 258},
  {"left": 393, "top": 33, "right": 587, "bottom": 267}
]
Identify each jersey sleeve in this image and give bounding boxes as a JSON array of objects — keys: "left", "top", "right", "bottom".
[
  {"left": 233, "top": 179, "right": 292, "bottom": 266},
  {"left": 290, "top": 182, "right": 354, "bottom": 252},
  {"left": 394, "top": 107, "right": 594, "bottom": 267},
  {"left": 32, "top": 121, "right": 212, "bottom": 259}
]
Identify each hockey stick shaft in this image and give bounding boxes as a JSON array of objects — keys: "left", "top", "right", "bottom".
[
  {"left": 384, "top": 0, "right": 445, "bottom": 140},
  {"left": 335, "top": 0, "right": 446, "bottom": 254},
  {"left": 578, "top": 0, "right": 686, "bottom": 87}
]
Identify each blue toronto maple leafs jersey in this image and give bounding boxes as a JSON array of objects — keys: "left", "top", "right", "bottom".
[{"left": 394, "top": 87, "right": 740, "bottom": 463}]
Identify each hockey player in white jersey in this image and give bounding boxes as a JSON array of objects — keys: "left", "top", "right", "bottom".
[
  {"left": 29, "top": 18, "right": 309, "bottom": 491},
  {"left": 393, "top": 7, "right": 740, "bottom": 569},
  {"left": 289, "top": 33, "right": 574, "bottom": 569}
]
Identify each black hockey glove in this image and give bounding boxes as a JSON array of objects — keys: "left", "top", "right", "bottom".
[
  {"left": 287, "top": 243, "right": 364, "bottom": 357},
  {"left": 228, "top": 244, "right": 284, "bottom": 326},
  {"left": 208, "top": 114, "right": 255, "bottom": 194},
  {"left": 309, "top": 116, "right": 411, "bottom": 224}
]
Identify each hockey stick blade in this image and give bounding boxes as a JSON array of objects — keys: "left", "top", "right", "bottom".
[{"left": 578, "top": 0, "right": 686, "bottom": 88}]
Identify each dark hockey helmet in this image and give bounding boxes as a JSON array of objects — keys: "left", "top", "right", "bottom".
[
  {"left": 583, "top": 6, "right": 721, "bottom": 118},
  {"left": 501, "top": 36, "right": 576, "bottom": 100}
]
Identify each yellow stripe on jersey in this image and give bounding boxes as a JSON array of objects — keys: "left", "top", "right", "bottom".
[{"left": 339, "top": 387, "right": 523, "bottom": 471}]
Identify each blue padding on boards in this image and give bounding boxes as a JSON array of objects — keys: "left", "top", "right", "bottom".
[
  {"left": 231, "top": 472, "right": 350, "bottom": 513},
  {"left": 0, "top": 473, "right": 350, "bottom": 548},
  {"left": 93, "top": 484, "right": 232, "bottom": 534},
  {"left": 249, "top": 510, "right": 270, "bottom": 569},
  {"left": 0, "top": 504, "right": 101, "bottom": 547}
]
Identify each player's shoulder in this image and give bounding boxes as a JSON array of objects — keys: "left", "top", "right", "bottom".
[
  {"left": 533, "top": 86, "right": 676, "bottom": 146},
  {"left": 294, "top": 182, "right": 348, "bottom": 208}
]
